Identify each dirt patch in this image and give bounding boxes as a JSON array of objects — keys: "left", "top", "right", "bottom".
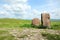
[{"left": 8, "top": 28, "right": 60, "bottom": 40}]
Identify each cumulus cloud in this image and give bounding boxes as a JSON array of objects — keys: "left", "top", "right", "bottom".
[
  {"left": 38, "top": 0, "right": 60, "bottom": 19},
  {"left": 0, "top": 0, "right": 60, "bottom": 19},
  {"left": 0, "top": 0, "right": 41, "bottom": 19},
  {"left": 0, "top": 0, "right": 31, "bottom": 19}
]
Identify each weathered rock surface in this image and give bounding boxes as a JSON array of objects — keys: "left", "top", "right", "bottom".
[
  {"left": 32, "top": 18, "right": 40, "bottom": 27},
  {"left": 41, "top": 13, "right": 50, "bottom": 28}
]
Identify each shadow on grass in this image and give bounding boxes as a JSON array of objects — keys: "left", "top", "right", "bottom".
[
  {"left": 19, "top": 24, "right": 60, "bottom": 29},
  {"left": 19, "top": 24, "right": 51, "bottom": 29},
  {"left": 31, "top": 25, "right": 49, "bottom": 29},
  {"left": 19, "top": 24, "right": 33, "bottom": 28}
]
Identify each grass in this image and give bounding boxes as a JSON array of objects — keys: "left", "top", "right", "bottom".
[
  {"left": 0, "top": 35, "right": 15, "bottom": 40},
  {"left": 51, "top": 21, "right": 60, "bottom": 30},
  {"left": 0, "top": 18, "right": 60, "bottom": 40},
  {"left": 0, "top": 30, "right": 15, "bottom": 40},
  {"left": 0, "top": 18, "right": 32, "bottom": 28},
  {"left": 42, "top": 33, "right": 60, "bottom": 40},
  {"left": 0, "top": 18, "right": 60, "bottom": 29}
]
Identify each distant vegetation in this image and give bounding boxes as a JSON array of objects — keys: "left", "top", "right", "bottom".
[{"left": 0, "top": 18, "right": 60, "bottom": 30}]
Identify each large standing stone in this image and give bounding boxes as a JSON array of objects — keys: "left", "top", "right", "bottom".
[
  {"left": 41, "top": 13, "right": 50, "bottom": 28},
  {"left": 32, "top": 18, "right": 40, "bottom": 27}
]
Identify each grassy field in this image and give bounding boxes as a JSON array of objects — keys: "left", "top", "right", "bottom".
[
  {"left": 0, "top": 18, "right": 32, "bottom": 28},
  {"left": 0, "top": 30, "right": 15, "bottom": 40},
  {"left": 51, "top": 20, "right": 60, "bottom": 30},
  {"left": 0, "top": 18, "right": 60, "bottom": 40},
  {"left": 0, "top": 18, "right": 60, "bottom": 29},
  {"left": 42, "top": 33, "right": 60, "bottom": 40}
]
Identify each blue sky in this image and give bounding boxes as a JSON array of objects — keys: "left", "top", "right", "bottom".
[{"left": 0, "top": 0, "right": 60, "bottom": 19}]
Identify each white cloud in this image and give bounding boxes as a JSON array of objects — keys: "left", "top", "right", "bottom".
[
  {"left": 0, "top": 0, "right": 42, "bottom": 19},
  {"left": 4, "top": 0, "right": 28, "bottom": 4},
  {"left": 0, "top": 0, "right": 33, "bottom": 19},
  {"left": 37, "top": 0, "right": 60, "bottom": 19},
  {"left": 0, "top": 0, "right": 60, "bottom": 19}
]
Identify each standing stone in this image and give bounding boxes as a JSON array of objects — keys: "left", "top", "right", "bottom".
[
  {"left": 32, "top": 18, "right": 40, "bottom": 27},
  {"left": 41, "top": 13, "right": 51, "bottom": 28}
]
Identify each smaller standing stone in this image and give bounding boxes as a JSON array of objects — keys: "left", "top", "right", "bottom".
[{"left": 32, "top": 18, "right": 40, "bottom": 27}]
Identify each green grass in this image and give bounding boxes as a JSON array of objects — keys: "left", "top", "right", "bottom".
[
  {"left": 42, "top": 33, "right": 60, "bottom": 40},
  {"left": 0, "top": 18, "right": 60, "bottom": 29},
  {"left": 0, "top": 18, "right": 60, "bottom": 40},
  {"left": 51, "top": 21, "right": 60, "bottom": 30},
  {"left": 0, "top": 30, "right": 15, "bottom": 40},
  {"left": 0, "top": 18, "right": 32, "bottom": 28}
]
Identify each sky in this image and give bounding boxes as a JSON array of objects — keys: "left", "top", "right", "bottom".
[{"left": 0, "top": 0, "right": 60, "bottom": 19}]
